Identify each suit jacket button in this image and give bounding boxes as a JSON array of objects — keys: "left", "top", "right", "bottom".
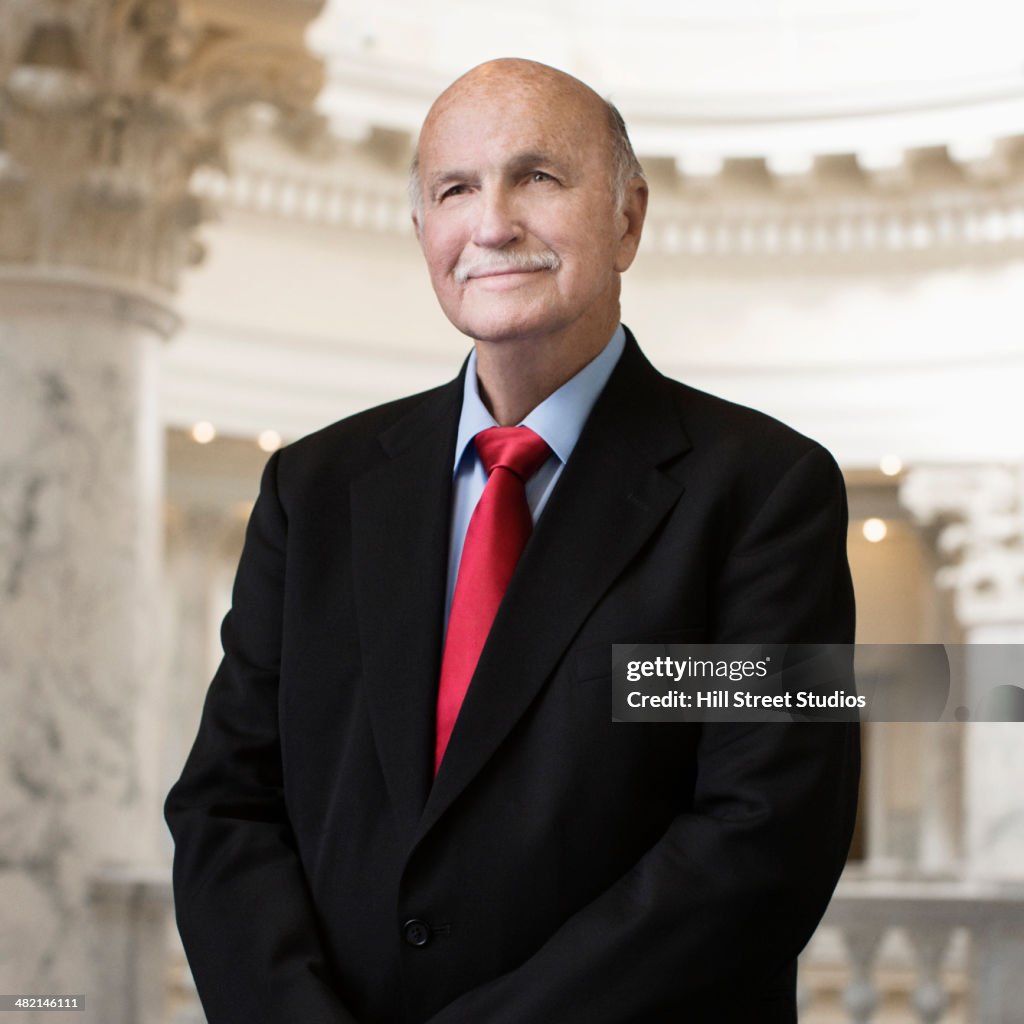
[{"left": 403, "top": 919, "right": 431, "bottom": 947}]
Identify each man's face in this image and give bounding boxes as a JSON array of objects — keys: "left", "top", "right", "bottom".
[{"left": 412, "top": 70, "right": 645, "bottom": 347}]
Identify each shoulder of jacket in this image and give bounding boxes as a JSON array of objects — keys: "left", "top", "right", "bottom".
[
  {"left": 659, "top": 374, "right": 836, "bottom": 471},
  {"left": 271, "top": 378, "right": 458, "bottom": 489}
]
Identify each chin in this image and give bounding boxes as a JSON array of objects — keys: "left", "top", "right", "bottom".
[
  {"left": 447, "top": 305, "right": 568, "bottom": 346},
  {"left": 455, "top": 320, "right": 559, "bottom": 345}
]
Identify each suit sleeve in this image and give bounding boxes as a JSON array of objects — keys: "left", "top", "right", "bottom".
[
  {"left": 164, "top": 451, "right": 359, "bottom": 1024},
  {"left": 427, "top": 444, "right": 859, "bottom": 1023}
]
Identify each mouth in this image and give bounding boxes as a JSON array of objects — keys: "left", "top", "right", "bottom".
[
  {"left": 463, "top": 267, "right": 550, "bottom": 290},
  {"left": 467, "top": 267, "right": 546, "bottom": 280}
]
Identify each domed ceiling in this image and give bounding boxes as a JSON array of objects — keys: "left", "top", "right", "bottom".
[{"left": 309, "top": 0, "right": 1024, "bottom": 172}]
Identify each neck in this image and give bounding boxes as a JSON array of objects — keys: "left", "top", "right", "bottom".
[{"left": 473, "top": 311, "right": 619, "bottom": 426}]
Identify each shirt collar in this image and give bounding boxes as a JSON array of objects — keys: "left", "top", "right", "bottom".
[{"left": 453, "top": 324, "right": 626, "bottom": 473}]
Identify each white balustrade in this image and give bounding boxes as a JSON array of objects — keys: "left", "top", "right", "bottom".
[
  {"left": 839, "top": 922, "right": 886, "bottom": 1023},
  {"left": 804, "top": 878, "right": 1024, "bottom": 1023}
]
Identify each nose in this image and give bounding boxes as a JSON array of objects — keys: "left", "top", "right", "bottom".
[{"left": 471, "top": 186, "right": 522, "bottom": 249}]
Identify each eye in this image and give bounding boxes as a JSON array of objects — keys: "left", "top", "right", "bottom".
[
  {"left": 528, "top": 171, "right": 555, "bottom": 184},
  {"left": 438, "top": 184, "right": 469, "bottom": 201}
]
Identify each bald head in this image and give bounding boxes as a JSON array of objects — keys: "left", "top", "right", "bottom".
[
  {"left": 408, "top": 56, "right": 649, "bottom": 359},
  {"left": 409, "top": 59, "right": 644, "bottom": 212}
]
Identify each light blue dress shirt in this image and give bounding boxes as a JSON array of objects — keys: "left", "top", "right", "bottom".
[{"left": 444, "top": 324, "right": 626, "bottom": 627}]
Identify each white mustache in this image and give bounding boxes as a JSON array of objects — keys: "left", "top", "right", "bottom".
[{"left": 455, "top": 250, "right": 560, "bottom": 283}]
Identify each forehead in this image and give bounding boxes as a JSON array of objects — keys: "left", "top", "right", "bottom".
[{"left": 418, "top": 76, "right": 609, "bottom": 174}]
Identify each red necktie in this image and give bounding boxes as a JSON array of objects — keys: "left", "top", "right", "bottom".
[{"left": 434, "top": 426, "right": 551, "bottom": 773}]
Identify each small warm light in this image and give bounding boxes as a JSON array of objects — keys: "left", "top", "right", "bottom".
[
  {"left": 862, "top": 518, "right": 888, "bottom": 543},
  {"left": 879, "top": 454, "right": 903, "bottom": 477},
  {"left": 258, "top": 429, "right": 282, "bottom": 453},
  {"left": 191, "top": 420, "right": 216, "bottom": 444}
]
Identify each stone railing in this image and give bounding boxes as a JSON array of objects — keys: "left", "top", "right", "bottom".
[
  {"left": 88, "top": 866, "right": 204, "bottom": 1024},
  {"left": 801, "top": 878, "right": 1024, "bottom": 1023},
  {"left": 93, "top": 869, "right": 1024, "bottom": 1023},
  {"left": 89, "top": 866, "right": 174, "bottom": 1024}
]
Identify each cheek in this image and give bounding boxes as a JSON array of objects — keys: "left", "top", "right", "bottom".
[
  {"left": 421, "top": 219, "right": 464, "bottom": 267},
  {"left": 556, "top": 245, "right": 612, "bottom": 295},
  {"left": 422, "top": 241, "right": 460, "bottom": 289}
]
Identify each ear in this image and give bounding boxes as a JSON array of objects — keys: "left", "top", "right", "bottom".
[
  {"left": 613, "top": 177, "right": 648, "bottom": 273},
  {"left": 411, "top": 209, "right": 423, "bottom": 244}
]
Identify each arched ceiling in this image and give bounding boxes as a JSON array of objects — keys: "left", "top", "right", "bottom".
[
  {"left": 308, "top": 0, "right": 1024, "bottom": 172},
  {"left": 162, "top": 1, "right": 1024, "bottom": 465}
]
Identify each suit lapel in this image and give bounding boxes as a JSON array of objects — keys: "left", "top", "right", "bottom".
[
  {"left": 350, "top": 374, "right": 463, "bottom": 841},
  {"left": 416, "top": 334, "right": 693, "bottom": 845}
]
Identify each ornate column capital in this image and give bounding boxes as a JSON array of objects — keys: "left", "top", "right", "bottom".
[
  {"left": 900, "top": 465, "right": 1024, "bottom": 628},
  {"left": 0, "top": 0, "right": 327, "bottom": 293}
]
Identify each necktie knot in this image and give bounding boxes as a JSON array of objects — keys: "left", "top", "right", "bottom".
[{"left": 474, "top": 426, "right": 551, "bottom": 482}]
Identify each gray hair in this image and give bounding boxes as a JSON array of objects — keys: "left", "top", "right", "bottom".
[
  {"left": 604, "top": 99, "right": 646, "bottom": 208},
  {"left": 408, "top": 96, "right": 645, "bottom": 215}
]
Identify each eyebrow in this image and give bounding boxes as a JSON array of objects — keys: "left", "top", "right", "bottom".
[
  {"left": 506, "top": 151, "right": 571, "bottom": 178},
  {"left": 427, "top": 170, "right": 473, "bottom": 195}
]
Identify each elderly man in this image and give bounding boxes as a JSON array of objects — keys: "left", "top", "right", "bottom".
[{"left": 166, "top": 59, "right": 858, "bottom": 1023}]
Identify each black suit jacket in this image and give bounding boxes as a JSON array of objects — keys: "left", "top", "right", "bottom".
[{"left": 165, "top": 330, "right": 859, "bottom": 1024}]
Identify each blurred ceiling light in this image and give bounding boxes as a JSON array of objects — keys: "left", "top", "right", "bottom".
[
  {"left": 862, "top": 518, "right": 888, "bottom": 543},
  {"left": 191, "top": 420, "right": 216, "bottom": 444},
  {"left": 258, "top": 429, "right": 282, "bottom": 452},
  {"left": 880, "top": 454, "right": 903, "bottom": 476}
]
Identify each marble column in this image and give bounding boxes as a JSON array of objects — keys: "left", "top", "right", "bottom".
[
  {"left": 0, "top": 270, "right": 176, "bottom": 1000},
  {"left": 0, "top": 0, "right": 326, "bottom": 1015},
  {"left": 902, "top": 466, "right": 1024, "bottom": 882}
]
